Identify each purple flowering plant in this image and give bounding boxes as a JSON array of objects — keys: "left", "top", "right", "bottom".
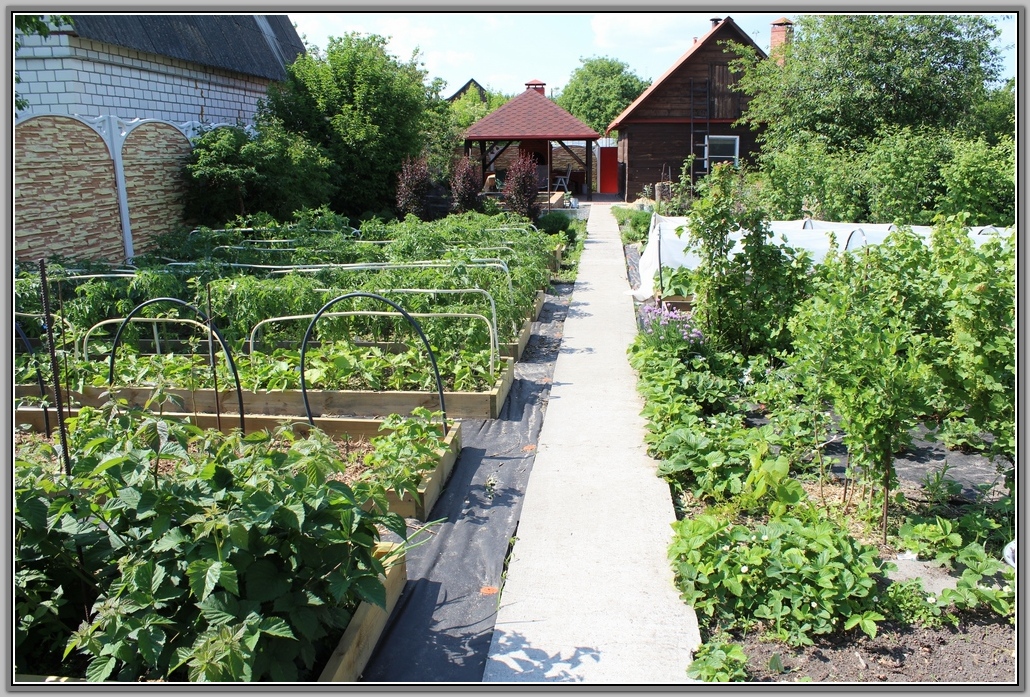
[{"left": 638, "top": 303, "right": 705, "bottom": 352}]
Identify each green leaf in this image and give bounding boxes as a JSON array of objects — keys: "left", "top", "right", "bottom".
[
  {"left": 244, "top": 560, "right": 291, "bottom": 603},
  {"left": 353, "top": 574, "right": 386, "bottom": 609},
  {"left": 219, "top": 565, "right": 240, "bottom": 596},
  {"left": 137, "top": 626, "right": 165, "bottom": 667},
  {"left": 197, "top": 593, "right": 240, "bottom": 626},
  {"left": 86, "top": 655, "right": 117, "bottom": 682},
  {"left": 187, "top": 559, "right": 222, "bottom": 602},
  {"left": 258, "top": 617, "right": 296, "bottom": 639},
  {"left": 276, "top": 501, "right": 305, "bottom": 531},
  {"left": 152, "top": 528, "right": 187, "bottom": 553}
]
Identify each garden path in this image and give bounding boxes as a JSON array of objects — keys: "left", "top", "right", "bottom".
[{"left": 481, "top": 201, "right": 702, "bottom": 683}]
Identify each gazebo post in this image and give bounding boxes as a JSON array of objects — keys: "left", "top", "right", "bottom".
[
  {"left": 546, "top": 139, "right": 552, "bottom": 211},
  {"left": 586, "top": 139, "right": 593, "bottom": 201}
]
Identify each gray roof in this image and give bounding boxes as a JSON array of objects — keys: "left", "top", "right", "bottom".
[{"left": 70, "top": 15, "right": 306, "bottom": 82}]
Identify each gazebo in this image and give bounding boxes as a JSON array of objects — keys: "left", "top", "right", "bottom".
[{"left": 463, "top": 80, "right": 601, "bottom": 201}]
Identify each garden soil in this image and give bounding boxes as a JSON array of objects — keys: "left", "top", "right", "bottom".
[{"left": 360, "top": 283, "right": 573, "bottom": 683}]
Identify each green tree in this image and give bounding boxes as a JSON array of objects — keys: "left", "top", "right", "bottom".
[
  {"left": 555, "top": 57, "right": 649, "bottom": 135},
  {"left": 182, "top": 118, "right": 334, "bottom": 225},
  {"left": 261, "top": 33, "right": 429, "bottom": 218},
  {"left": 450, "top": 86, "right": 509, "bottom": 131},
  {"left": 733, "top": 15, "right": 1003, "bottom": 151},
  {"left": 14, "top": 15, "right": 73, "bottom": 113},
  {"left": 960, "top": 78, "right": 1015, "bottom": 145}
]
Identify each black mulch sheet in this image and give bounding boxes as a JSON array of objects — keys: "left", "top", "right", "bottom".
[{"left": 360, "top": 283, "right": 572, "bottom": 683}]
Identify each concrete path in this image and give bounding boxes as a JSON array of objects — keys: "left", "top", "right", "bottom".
[{"left": 482, "top": 202, "right": 701, "bottom": 684}]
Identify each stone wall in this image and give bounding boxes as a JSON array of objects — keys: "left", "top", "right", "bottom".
[
  {"left": 123, "top": 123, "right": 192, "bottom": 253},
  {"left": 15, "top": 115, "right": 194, "bottom": 263},
  {"left": 15, "top": 116, "right": 124, "bottom": 262}
]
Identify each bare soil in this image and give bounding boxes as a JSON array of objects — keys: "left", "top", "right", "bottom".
[{"left": 737, "top": 614, "right": 1016, "bottom": 683}]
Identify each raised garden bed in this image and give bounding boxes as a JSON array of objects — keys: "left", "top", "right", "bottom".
[
  {"left": 499, "top": 289, "right": 546, "bottom": 361},
  {"left": 16, "top": 407, "right": 461, "bottom": 521},
  {"left": 15, "top": 543, "right": 406, "bottom": 684},
  {"left": 17, "top": 356, "right": 514, "bottom": 419}
]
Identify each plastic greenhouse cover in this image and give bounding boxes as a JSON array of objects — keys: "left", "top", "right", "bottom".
[{"left": 632, "top": 215, "right": 1010, "bottom": 300}]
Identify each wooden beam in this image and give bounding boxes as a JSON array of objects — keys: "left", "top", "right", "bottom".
[
  {"left": 585, "top": 140, "right": 593, "bottom": 201},
  {"left": 484, "top": 140, "right": 514, "bottom": 170},
  {"left": 555, "top": 140, "right": 585, "bottom": 167}
]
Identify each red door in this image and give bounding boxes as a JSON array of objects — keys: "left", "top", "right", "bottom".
[{"left": 599, "top": 147, "right": 618, "bottom": 194}]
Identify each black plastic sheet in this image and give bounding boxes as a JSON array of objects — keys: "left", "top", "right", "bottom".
[{"left": 360, "top": 284, "right": 571, "bottom": 683}]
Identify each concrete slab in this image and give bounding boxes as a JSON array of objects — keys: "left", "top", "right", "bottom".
[{"left": 482, "top": 203, "right": 701, "bottom": 684}]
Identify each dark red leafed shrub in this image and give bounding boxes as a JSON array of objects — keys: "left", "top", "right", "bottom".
[
  {"left": 451, "top": 157, "right": 483, "bottom": 213},
  {"left": 502, "top": 153, "right": 540, "bottom": 220},
  {"left": 396, "top": 155, "right": 432, "bottom": 219}
]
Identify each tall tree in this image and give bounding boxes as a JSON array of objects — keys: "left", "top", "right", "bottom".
[
  {"left": 733, "top": 15, "right": 1003, "bottom": 150},
  {"left": 261, "top": 33, "right": 429, "bottom": 217},
  {"left": 556, "top": 57, "right": 649, "bottom": 135}
]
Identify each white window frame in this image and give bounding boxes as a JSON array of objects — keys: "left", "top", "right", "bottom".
[{"left": 704, "top": 135, "right": 739, "bottom": 170}]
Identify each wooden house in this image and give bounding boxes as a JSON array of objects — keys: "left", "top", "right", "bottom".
[{"left": 606, "top": 16, "right": 771, "bottom": 200}]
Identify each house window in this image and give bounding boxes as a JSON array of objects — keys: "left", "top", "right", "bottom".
[{"left": 704, "top": 135, "right": 739, "bottom": 170}]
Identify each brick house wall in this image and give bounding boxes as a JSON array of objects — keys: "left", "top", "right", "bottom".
[{"left": 16, "top": 32, "right": 272, "bottom": 123}]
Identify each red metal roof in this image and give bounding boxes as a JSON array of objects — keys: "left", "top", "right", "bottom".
[
  {"left": 464, "top": 86, "right": 600, "bottom": 141},
  {"left": 606, "top": 16, "right": 767, "bottom": 133}
]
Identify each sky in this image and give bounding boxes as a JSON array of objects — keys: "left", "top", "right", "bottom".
[{"left": 288, "top": 12, "right": 1018, "bottom": 98}]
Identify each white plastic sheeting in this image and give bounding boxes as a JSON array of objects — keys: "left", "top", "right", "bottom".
[{"left": 632, "top": 214, "right": 1011, "bottom": 301}]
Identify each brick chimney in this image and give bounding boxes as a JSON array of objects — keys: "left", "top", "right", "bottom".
[
  {"left": 770, "top": 17, "right": 794, "bottom": 64},
  {"left": 525, "top": 79, "right": 546, "bottom": 94}
]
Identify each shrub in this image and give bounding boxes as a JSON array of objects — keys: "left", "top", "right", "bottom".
[
  {"left": 536, "top": 211, "right": 570, "bottom": 236},
  {"left": 261, "top": 33, "right": 429, "bottom": 218},
  {"left": 502, "top": 153, "right": 540, "bottom": 220},
  {"left": 450, "top": 156, "right": 482, "bottom": 214},
  {"left": 396, "top": 155, "right": 432, "bottom": 220},
  {"left": 182, "top": 121, "right": 335, "bottom": 226}
]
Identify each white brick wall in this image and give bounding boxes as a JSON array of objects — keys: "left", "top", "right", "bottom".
[{"left": 16, "top": 34, "right": 274, "bottom": 124}]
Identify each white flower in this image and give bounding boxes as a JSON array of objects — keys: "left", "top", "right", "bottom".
[
  {"left": 740, "top": 565, "right": 749, "bottom": 573},
  {"left": 722, "top": 545, "right": 730, "bottom": 552},
  {"left": 761, "top": 535, "right": 769, "bottom": 541},
  {"left": 926, "top": 594, "right": 936, "bottom": 604},
  {"left": 810, "top": 601, "right": 818, "bottom": 608}
]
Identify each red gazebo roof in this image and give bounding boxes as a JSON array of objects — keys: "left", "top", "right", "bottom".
[{"left": 464, "top": 85, "right": 600, "bottom": 141}]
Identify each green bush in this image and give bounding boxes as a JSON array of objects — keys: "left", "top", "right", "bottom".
[
  {"left": 182, "top": 121, "right": 334, "bottom": 226},
  {"left": 535, "top": 211, "right": 570, "bottom": 236},
  {"left": 15, "top": 406, "right": 404, "bottom": 681},
  {"left": 261, "top": 33, "right": 429, "bottom": 219}
]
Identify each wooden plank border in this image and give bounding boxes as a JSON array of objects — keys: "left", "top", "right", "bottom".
[{"left": 16, "top": 358, "right": 515, "bottom": 420}]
